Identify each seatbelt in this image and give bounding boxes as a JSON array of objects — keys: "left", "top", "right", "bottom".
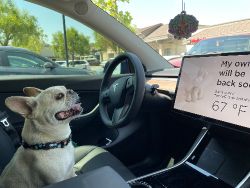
[{"left": 0, "top": 111, "right": 21, "bottom": 149}]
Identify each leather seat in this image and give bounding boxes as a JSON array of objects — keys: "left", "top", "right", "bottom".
[
  {"left": 0, "top": 128, "right": 134, "bottom": 181},
  {"left": 0, "top": 127, "right": 16, "bottom": 173},
  {"left": 74, "top": 146, "right": 135, "bottom": 181}
]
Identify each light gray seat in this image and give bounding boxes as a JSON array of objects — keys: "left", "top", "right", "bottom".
[
  {"left": 74, "top": 146, "right": 135, "bottom": 181},
  {"left": 0, "top": 128, "right": 135, "bottom": 181}
]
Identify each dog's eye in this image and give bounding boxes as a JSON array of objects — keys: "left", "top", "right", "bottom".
[{"left": 55, "top": 93, "right": 64, "bottom": 100}]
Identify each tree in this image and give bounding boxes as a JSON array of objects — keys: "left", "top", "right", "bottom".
[
  {"left": 52, "top": 27, "right": 90, "bottom": 60},
  {"left": 92, "top": 0, "right": 135, "bottom": 54},
  {"left": 0, "top": 0, "right": 45, "bottom": 53},
  {"left": 93, "top": 0, "right": 134, "bottom": 31},
  {"left": 94, "top": 32, "right": 117, "bottom": 52}
]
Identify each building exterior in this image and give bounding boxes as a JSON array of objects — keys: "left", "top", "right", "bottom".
[
  {"left": 68, "top": 19, "right": 250, "bottom": 62},
  {"left": 136, "top": 23, "right": 187, "bottom": 57},
  {"left": 40, "top": 44, "right": 55, "bottom": 60},
  {"left": 189, "top": 19, "right": 250, "bottom": 43},
  {"left": 136, "top": 19, "right": 250, "bottom": 56},
  {"left": 101, "top": 47, "right": 116, "bottom": 61}
]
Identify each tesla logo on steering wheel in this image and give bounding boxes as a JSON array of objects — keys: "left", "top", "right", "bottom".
[{"left": 113, "top": 83, "right": 119, "bottom": 92}]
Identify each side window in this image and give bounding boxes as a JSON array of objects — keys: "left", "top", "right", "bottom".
[
  {"left": 7, "top": 52, "right": 46, "bottom": 68},
  {"left": 0, "top": 1, "right": 123, "bottom": 76},
  {"left": 63, "top": 16, "right": 123, "bottom": 75}
]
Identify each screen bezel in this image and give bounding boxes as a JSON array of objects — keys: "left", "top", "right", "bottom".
[{"left": 172, "top": 51, "right": 250, "bottom": 134}]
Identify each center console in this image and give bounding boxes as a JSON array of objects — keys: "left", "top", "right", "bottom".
[
  {"left": 129, "top": 163, "right": 230, "bottom": 188},
  {"left": 127, "top": 127, "right": 250, "bottom": 188},
  {"left": 128, "top": 53, "right": 250, "bottom": 188}
]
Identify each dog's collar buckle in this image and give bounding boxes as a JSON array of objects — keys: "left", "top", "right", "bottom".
[{"left": 22, "top": 134, "right": 72, "bottom": 150}]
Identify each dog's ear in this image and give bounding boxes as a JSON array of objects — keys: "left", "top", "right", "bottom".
[
  {"left": 23, "top": 87, "right": 43, "bottom": 97},
  {"left": 5, "top": 96, "right": 37, "bottom": 118}
]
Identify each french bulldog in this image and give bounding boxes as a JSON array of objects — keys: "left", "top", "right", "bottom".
[
  {"left": 0, "top": 86, "right": 82, "bottom": 188},
  {"left": 185, "top": 69, "right": 208, "bottom": 102}
]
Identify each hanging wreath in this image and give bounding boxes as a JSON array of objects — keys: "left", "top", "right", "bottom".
[{"left": 168, "top": 10, "right": 199, "bottom": 40}]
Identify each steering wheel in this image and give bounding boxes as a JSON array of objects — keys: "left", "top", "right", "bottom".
[{"left": 99, "top": 52, "right": 145, "bottom": 128}]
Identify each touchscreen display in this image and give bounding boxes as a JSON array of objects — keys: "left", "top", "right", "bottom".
[{"left": 174, "top": 54, "right": 250, "bottom": 129}]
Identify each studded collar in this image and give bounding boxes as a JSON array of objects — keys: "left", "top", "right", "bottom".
[{"left": 22, "top": 134, "right": 72, "bottom": 150}]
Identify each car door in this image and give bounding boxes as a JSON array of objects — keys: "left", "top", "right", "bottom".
[{"left": 0, "top": 51, "right": 50, "bottom": 75}]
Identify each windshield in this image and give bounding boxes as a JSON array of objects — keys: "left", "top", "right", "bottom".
[
  {"left": 93, "top": 0, "right": 250, "bottom": 67},
  {"left": 0, "top": 0, "right": 250, "bottom": 74}
]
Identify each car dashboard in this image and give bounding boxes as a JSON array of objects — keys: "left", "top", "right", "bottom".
[{"left": 139, "top": 53, "right": 250, "bottom": 188}]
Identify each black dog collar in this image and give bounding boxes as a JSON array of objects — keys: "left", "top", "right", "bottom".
[{"left": 22, "top": 134, "right": 72, "bottom": 150}]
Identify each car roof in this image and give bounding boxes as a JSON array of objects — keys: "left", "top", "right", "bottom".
[
  {"left": 202, "top": 34, "right": 250, "bottom": 41},
  {"left": 70, "top": 60, "right": 88, "bottom": 61},
  {"left": 0, "top": 46, "right": 56, "bottom": 65},
  {"left": 0, "top": 46, "right": 32, "bottom": 52}
]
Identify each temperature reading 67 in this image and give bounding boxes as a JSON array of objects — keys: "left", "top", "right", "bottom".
[
  {"left": 212, "top": 101, "right": 247, "bottom": 116},
  {"left": 212, "top": 101, "right": 227, "bottom": 112}
]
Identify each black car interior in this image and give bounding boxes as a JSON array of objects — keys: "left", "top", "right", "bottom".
[{"left": 0, "top": 52, "right": 250, "bottom": 188}]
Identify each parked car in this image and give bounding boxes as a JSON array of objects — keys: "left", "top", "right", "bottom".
[
  {"left": 0, "top": 46, "right": 93, "bottom": 75},
  {"left": 167, "top": 35, "right": 250, "bottom": 68},
  {"left": 69, "top": 60, "right": 90, "bottom": 70},
  {"left": 56, "top": 60, "right": 90, "bottom": 69},
  {"left": 86, "top": 58, "right": 100, "bottom": 66},
  {"left": 166, "top": 56, "right": 183, "bottom": 68},
  {"left": 55, "top": 60, "right": 66, "bottom": 66},
  {"left": 83, "top": 55, "right": 100, "bottom": 66},
  {"left": 188, "top": 35, "right": 250, "bottom": 55}
]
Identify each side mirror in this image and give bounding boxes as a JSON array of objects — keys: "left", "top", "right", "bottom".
[{"left": 44, "top": 62, "right": 56, "bottom": 69}]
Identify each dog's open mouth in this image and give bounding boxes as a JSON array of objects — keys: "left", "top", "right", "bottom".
[{"left": 55, "top": 103, "right": 82, "bottom": 121}]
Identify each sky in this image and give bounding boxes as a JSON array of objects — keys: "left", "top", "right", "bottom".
[
  {"left": 13, "top": 0, "right": 250, "bottom": 43},
  {"left": 119, "top": 0, "right": 250, "bottom": 27}
]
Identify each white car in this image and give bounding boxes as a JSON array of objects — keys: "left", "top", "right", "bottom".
[
  {"left": 55, "top": 60, "right": 90, "bottom": 70},
  {"left": 69, "top": 60, "right": 90, "bottom": 70},
  {"left": 55, "top": 60, "right": 67, "bottom": 67}
]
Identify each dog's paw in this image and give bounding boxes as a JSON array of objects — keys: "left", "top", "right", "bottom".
[
  {"left": 191, "top": 87, "right": 200, "bottom": 102},
  {"left": 185, "top": 89, "right": 192, "bottom": 102}
]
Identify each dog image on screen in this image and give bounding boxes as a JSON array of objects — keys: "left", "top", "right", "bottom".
[
  {"left": 0, "top": 86, "right": 82, "bottom": 188},
  {"left": 185, "top": 69, "right": 208, "bottom": 102}
]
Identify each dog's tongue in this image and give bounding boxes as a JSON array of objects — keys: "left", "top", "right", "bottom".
[
  {"left": 56, "top": 103, "right": 82, "bottom": 120},
  {"left": 56, "top": 111, "right": 69, "bottom": 119}
]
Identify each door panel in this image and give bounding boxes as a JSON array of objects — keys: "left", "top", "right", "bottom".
[
  {"left": 0, "top": 75, "right": 102, "bottom": 129},
  {"left": 0, "top": 75, "right": 103, "bottom": 122}
]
